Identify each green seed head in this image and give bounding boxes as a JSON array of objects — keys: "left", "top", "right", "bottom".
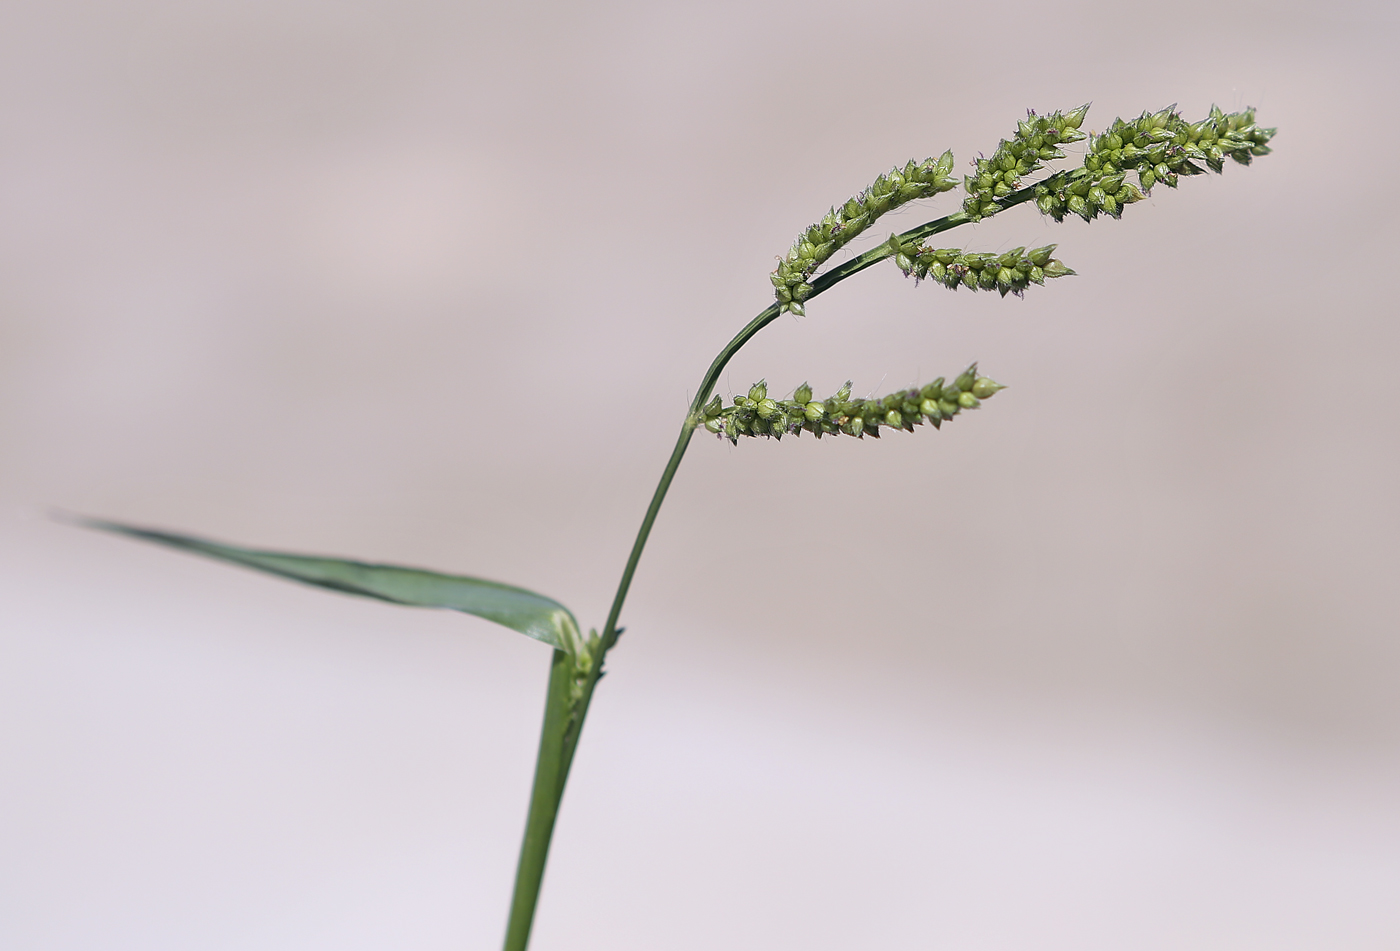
[
  {"left": 707, "top": 366, "right": 1002, "bottom": 443},
  {"left": 961, "top": 106, "right": 1092, "bottom": 222},
  {"left": 1034, "top": 105, "right": 1273, "bottom": 222},
  {"left": 901, "top": 244, "right": 1073, "bottom": 297},
  {"left": 771, "top": 147, "right": 961, "bottom": 311}
]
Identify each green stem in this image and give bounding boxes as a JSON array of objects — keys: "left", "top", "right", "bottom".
[
  {"left": 501, "top": 177, "right": 1049, "bottom": 950},
  {"left": 603, "top": 187, "right": 1045, "bottom": 654},
  {"left": 503, "top": 650, "right": 576, "bottom": 951}
]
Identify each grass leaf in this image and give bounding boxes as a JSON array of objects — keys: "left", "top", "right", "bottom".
[{"left": 74, "top": 517, "right": 581, "bottom": 652}]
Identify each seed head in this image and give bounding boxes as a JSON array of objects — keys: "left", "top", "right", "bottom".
[
  {"left": 772, "top": 151, "right": 958, "bottom": 313},
  {"left": 962, "top": 106, "right": 1090, "bottom": 222},
  {"left": 897, "top": 244, "right": 1075, "bottom": 297},
  {"left": 705, "top": 366, "right": 1005, "bottom": 444},
  {"left": 1034, "top": 105, "right": 1275, "bottom": 223}
]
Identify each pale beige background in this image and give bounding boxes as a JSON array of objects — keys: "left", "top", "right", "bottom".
[{"left": 3, "top": 0, "right": 1398, "bottom": 948}]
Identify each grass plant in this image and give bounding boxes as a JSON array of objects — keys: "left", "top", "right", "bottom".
[{"left": 73, "top": 102, "right": 1274, "bottom": 950}]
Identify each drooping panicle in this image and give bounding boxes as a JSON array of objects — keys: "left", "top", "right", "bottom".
[
  {"left": 700, "top": 366, "right": 1005, "bottom": 443},
  {"left": 1034, "top": 105, "right": 1275, "bottom": 222},
  {"left": 771, "top": 151, "right": 959, "bottom": 315}
]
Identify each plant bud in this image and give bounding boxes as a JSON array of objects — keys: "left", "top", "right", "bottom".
[
  {"left": 794, "top": 383, "right": 812, "bottom": 404},
  {"left": 748, "top": 382, "right": 767, "bottom": 402},
  {"left": 958, "top": 392, "right": 979, "bottom": 408}
]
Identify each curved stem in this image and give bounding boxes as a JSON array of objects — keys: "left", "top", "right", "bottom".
[
  {"left": 595, "top": 182, "right": 1045, "bottom": 654},
  {"left": 501, "top": 176, "right": 1050, "bottom": 950},
  {"left": 599, "top": 302, "right": 781, "bottom": 645}
]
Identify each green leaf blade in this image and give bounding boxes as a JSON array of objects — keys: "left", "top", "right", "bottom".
[{"left": 75, "top": 517, "right": 579, "bottom": 652}]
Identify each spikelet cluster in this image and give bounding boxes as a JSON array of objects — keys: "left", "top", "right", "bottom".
[
  {"left": 890, "top": 240, "right": 1074, "bottom": 297},
  {"left": 1035, "top": 105, "right": 1276, "bottom": 222},
  {"left": 771, "top": 152, "right": 958, "bottom": 315},
  {"left": 961, "top": 106, "right": 1089, "bottom": 222},
  {"left": 699, "top": 366, "right": 1004, "bottom": 443}
]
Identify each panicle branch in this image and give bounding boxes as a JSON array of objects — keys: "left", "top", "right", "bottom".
[
  {"left": 771, "top": 152, "right": 959, "bottom": 315},
  {"left": 961, "top": 105, "right": 1089, "bottom": 221},
  {"left": 888, "top": 240, "right": 1074, "bottom": 297},
  {"left": 699, "top": 366, "right": 1005, "bottom": 443},
  {"left": 768, "top": 105, "right": 1273, "bottom": 316},
  {"left": 1034, "top": 105, "right": 1276, "bottom": 222}
]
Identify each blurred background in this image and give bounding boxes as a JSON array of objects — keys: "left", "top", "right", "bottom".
[{"left": 3, "top": 0, "right": 1398, "bottom": 947}]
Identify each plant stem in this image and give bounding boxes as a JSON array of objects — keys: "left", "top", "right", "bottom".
[
  {"left": 500, "top": 178, "right": 1049, "bottom": 949},
  {"left": 603, "top": 189, "right": 1048, "bottom": 657},
  {"left": 503, "top": 650, "right": 576, "bottom": 951}
]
